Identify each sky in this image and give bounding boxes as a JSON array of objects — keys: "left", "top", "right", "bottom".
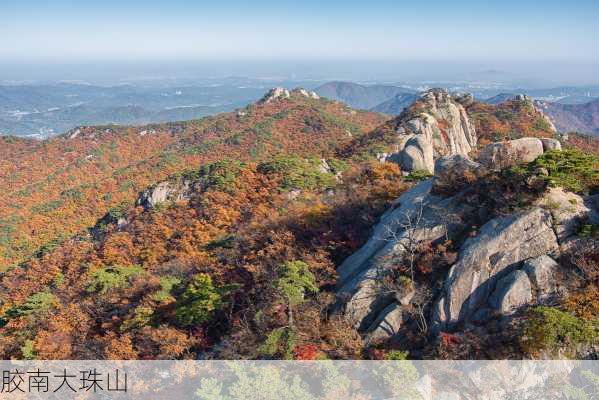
[{"left": 1, "top": 0, "right": 598, "bottom": 83}]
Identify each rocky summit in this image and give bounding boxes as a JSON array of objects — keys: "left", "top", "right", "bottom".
[{"left": 386, "top": 89, "right": 477, "bottom": 174}]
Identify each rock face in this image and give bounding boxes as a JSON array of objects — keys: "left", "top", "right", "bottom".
[
  {"left": 336, "top": 179, "right": 474, "bottom": 331},
  {"left": 536, "top": 187, "right": 589, "bottom": 244},
  {"left": 587, "top": 194, "right": 599, "bottom": 225},
  {"left": 137, "top": 179, "right": 193, "bottom": 209},
  {"left": 365, "top": 303, "right": 403, "bottom": 343},
  {"left": 488, "top": 270, "right": 532, "bottom": 314},
  {"left": 337, "top": 180, "right": 437, "bottom": 285},
  {"left": 336, "top": 181, "right": 439, "bottom": 328},
  {"left": 392, "top": 135, "right": 435, "bottom": 173},
  {"left": 432, "top": 154, "right": 486, "bottom": 195},
  {"left": 334, "top": 146, "right": 580, "bottom": 339},
  {"left": 522, "top": 255, "right": 559, "bottom": 302},
  {"left": 432, "top": 207, "right": 558, "bottom": 330},
  {"left": 540, "top": 138, "right": 562, "bottom": 152},
  {"left": 390, "top": 89, "right": 477, "bottom": 174},
  {"left": 478, "top": 138, "right": 544, "bottom": 170}
]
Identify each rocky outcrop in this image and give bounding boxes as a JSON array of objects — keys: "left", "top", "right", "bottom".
[
  {"left": 260, "top": 87, "right": 320, "bottom": 103},
  {"left": 478, "top": 137, "right": 544, "bottom": 170},
  {"left": 335, "top": 133, "right": 578, "bottom": 340},
  {"left": 260, "top": 87, "right": 291, "bottom": 103},
  {"left": 137, "top": 179, "right": 193, "bottom": 209},
  {"left": 454, "top": 93, "right": 475, "bottom": 108},
  {"left": 295, "top": 88, "right": 320, "bottom": 99},
  {"left": 336, "top": 180, "right": 439, "bottom": 328},
  {"left": 513, "top": 95, "right": 558, "bottom": 134},
  {"left": 337, "top": 179, "right": 474, "bottom": 331},
  {"left": 458, "top": 254, "right": 561, "bottom": 324},
  {"left": 513, "top": 94, "right": 532, "bottom": 103},
  {"left": 432, "top": 207, "right": 558, "bottom": 331},
  {"left": 337, "top": 180, "right": 437, "bottom": 285},
  {"left": 488, "top": 270, "right": 532, "bottom": 314},
  {"left": 390, "top": 89, "right": 477, "bottom": 174},
  {"left": 336, "top": 147, "right": 562, "bottom": 337}
]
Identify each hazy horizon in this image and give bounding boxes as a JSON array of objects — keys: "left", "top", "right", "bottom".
[
  {"left": 2, "top": 1, "right": 599, "bottom": 86},
  {"left": 1, "top": 60, "right": 599, "bottom": 88}
]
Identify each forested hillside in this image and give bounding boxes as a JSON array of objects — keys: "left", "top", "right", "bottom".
[
  {"left": 0, "top": 89, "right": 387, "bottom": 268},
  {"left": 0, "top": 89, "right": 597, "bottom": 360}
]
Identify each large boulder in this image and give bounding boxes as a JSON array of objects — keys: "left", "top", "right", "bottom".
[
  {"left": 522, "top": 255, "right": 560, "bottom": 302},
  {"left": 394, "top": 135, "right": 435, "bottom": 174},
  {"left": 478, "top": 138, "right": 544, "bottom": 170},
  {"left": 432, "top": 154, "right": 486, "bottom": 195},
  {"left": 432, "top": 207, "right": 559, "bottom": 330},
  {"left": 488, "top": 270, "right": 532, "bottom": 314}
]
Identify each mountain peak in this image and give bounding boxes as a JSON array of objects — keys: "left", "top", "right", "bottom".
[
  {"left": 389, "top": 89, "right": 477, "bottom": 172},
  {"left": 259, "top": 87, "right": 320, "bottom": 104},
  {"left": 259, "top": 87, "right": 291, "bottom": 103}
]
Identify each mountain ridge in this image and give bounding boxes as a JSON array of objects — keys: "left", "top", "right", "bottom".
[
  {"left": 314, "top": 81, "right": 416, "bottom": 110},
  {"left": 536, "top": 98, "right": 599, "bottom": 136}
]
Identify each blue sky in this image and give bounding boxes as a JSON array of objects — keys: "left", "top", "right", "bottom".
[{"left": 2, "top": 0, "right": 598, "bottom": 63}]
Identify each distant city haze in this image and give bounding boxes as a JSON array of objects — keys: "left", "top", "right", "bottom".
[{"left": 1, "top": 0, "right": 598, "bottom": 85}]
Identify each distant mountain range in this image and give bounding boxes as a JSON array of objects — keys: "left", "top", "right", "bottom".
[
  {"left": 484, "top": 93, "right": 520, "bottom": 105},
  {"left": 0, "top": 81, "right": 295, "bottom": 138},
  {"left": 536, "top": 98, "right": 599, "bottom": 136},
  {"left": 3, "top": 80, "right": 599, "bottom": 139},
  {"left": 485, "top": 92, "right": 597, "bottom": 105},
  {"left": 370, "top": 93, "right": 419, "bottom": 114},
  {"left": 0, "top": 102, "right": 236, "bottom": 139},
  {"left": 314, "top": 81, "right": 417, "bottom": 110},
  {"left": 481, "top": 93, "right": 599, "bottom": 136}
]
